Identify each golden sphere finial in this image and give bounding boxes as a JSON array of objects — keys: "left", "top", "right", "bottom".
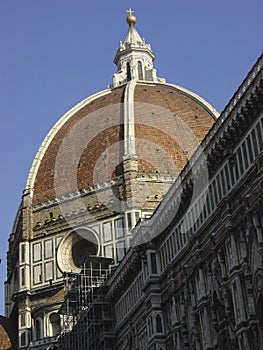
[{"left": 126, "top": 8, "right": 136, "bottom": 26}]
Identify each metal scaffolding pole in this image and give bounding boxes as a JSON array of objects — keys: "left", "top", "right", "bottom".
[{"left": 58, "top": 256, "right": 114, "bottom": 350}]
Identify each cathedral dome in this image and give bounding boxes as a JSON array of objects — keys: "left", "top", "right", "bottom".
[{"left": 27, "top": 81, "right": 217, "bottom": 205}]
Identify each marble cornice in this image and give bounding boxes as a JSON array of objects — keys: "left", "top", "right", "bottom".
[
  {"left": 107, "top": 246, "right": 143, "bottom": 299},
  {"left": 32, "top": 177, "right": 123, "bottom": 212},
  {"left": 31, "top": 174, "right": 176, "bottom": 214}
]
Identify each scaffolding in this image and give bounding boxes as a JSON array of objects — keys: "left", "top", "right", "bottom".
[{"left": 58, "top": 256, "right": 115, "bottom": 350}]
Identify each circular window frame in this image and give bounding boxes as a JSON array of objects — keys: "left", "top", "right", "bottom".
[{"left": 57, "top": 228, "right": 99, "bottom": 273}]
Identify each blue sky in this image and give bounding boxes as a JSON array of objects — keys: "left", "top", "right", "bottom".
[{"left": 0, "top": 1, "right": 262, "bottom": 314}]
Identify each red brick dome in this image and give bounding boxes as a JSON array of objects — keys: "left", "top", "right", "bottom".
[{"left": 26, "top": 82, "right": 217, "bottom": 205}]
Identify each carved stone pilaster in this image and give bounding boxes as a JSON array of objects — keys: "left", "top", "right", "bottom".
[{"left": 230, "top": 230, "right": 239, "bottom": 269}]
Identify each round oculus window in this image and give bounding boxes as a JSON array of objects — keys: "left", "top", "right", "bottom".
[{"left": 57, "top": 229, "right": 99, "bottom": 273}]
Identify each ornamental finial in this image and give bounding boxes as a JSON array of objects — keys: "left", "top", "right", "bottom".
[{"left": 126, "top": 8, "right": 136, "bottom": 26}]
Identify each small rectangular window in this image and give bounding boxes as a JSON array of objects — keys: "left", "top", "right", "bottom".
[
  {"left": 45, "top": 261, "right": 54, "bottom": 282},
  {"left": 115, "top": 218, "right": 124, "bottom": 239},
  {"left": 20, "top": 314, "right": 26, "bottom": 328},
  {"left": 103, "top": 221, "right": 112, "bottom": 242},
  {"left": 33, "top": 243, "right": 42, "bottom": 262},
  {"left": 21, "top": 332, "right": 26, "bottom": 346},
  {"left": 33, "top": 265, "right": 42, "bottom": 285},
  {"left": 104, "top": 244, "right": 113, "bottom": 259},
  {"left": 44, "top": 239, "right": 53, "bottom": 259},
  {"left": 21, "top": 268, "right": 25, "bottom": 286},
  {"left": 21, "top": 244, "right": 26, "bottom": 263},
  {"left": 127, "top": 213, "right": 132, "bottom": 230},
  {"left": 150, "top": 253, "right": 158, "bottom": 274}
]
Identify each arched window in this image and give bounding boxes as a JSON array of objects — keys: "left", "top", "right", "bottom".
[
  {"left": 138, "top": 61, "right": 143, "bottom": 80},
  {"left": 49, "top": 313, "right": 60, "bottom": 337},
  {"left": 127, "top": 62, "right": 131, "bottom": 81},
  {"left": 35, "top": 319, "right": 41, "bottom": 340},
  {"left": 156, "top": 314, "right": 163, "bottom": 333}
]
